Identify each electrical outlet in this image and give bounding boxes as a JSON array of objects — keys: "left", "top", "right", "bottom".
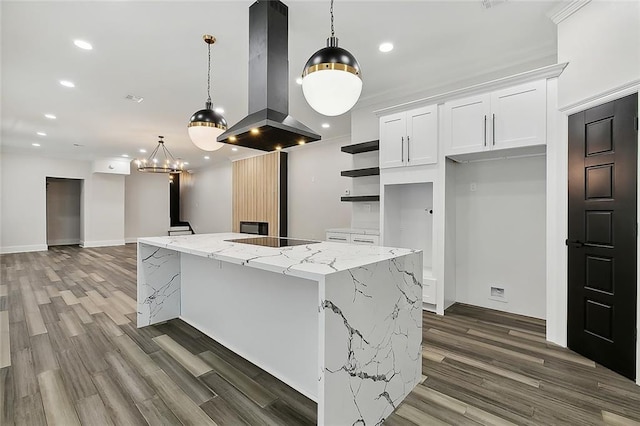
[
  {"left": 470, "top": 182, "right": 477, "bottom": 192},
  {"left": 489, "top": 286, "right": 506, "bottom": 302}
]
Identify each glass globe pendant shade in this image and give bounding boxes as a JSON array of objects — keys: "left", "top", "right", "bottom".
[
  {"left": 188, "top": 101, "right": 227, "bottom": 151},
  {"left": 301, "top": 37, "right": 362, "bottom": 117}
]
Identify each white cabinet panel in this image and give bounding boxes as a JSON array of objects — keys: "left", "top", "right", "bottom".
[
  {"left": 491, "top": 80, "right": 546, "bottom": 150},
  {"left": 326, "top": 232, "right": 350, "bottom": 243},
  {"left": 350, "top": 234, "right": 379, "bottom": 246},
  {"left": 380, "top": 105, "right": 438, "bottom": 169},
  {"left": 423, "top": 276, "right": 437, "bottom": 304},
  {"left": 444, "top": 79, "right": 547, "bottom": 158},
  {"left": 407, "top": 105, "right": 438, "bottom": 166},
  {"left": 380, "top": 113, "right": 406, "bottom": 169},
  {"left": 444, "top": 94, "right": 491, "bottom": 156}
]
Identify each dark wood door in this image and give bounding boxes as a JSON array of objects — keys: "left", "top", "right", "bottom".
[{"left": 568, "top": 93, "right": 638, "bottom": 380}]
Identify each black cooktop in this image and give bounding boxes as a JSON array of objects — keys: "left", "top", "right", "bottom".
[{"left": 226, "top": 236, "right": 320, "bottom": 248}]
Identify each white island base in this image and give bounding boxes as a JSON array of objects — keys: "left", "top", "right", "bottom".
[{"left": 137, "top": 233, "right": 422, "bottom": 425}]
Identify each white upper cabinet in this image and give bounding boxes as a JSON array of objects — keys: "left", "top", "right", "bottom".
[
  {"left": 444, "top": 80, "right": 546, "bottom": 156},
  {"left": 443, "top": 94, "right": 491, "bottom": 156},
  {"left": 380, "top": 112, "right": 406, "bottom": 169},
  {"left": 491, "top": 80, "right": 546, "bottom": 150},
  {"left": 380, "top": 105, "right": 438, "bottom": 169}
]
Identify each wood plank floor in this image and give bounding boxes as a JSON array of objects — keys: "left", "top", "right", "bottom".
[{"left": 1, "top": 244, "right": 640, "bottom": 425}]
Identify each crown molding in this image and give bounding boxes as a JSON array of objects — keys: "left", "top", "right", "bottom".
[
  {"left": 559, "top": 80, "right": 640, "bottom": 114},
  {"left": 548, "top": 0, "right": 591, "bottom": 25},
  {"left": 374, "top": 63, "right": 568, "bottom": 117}
]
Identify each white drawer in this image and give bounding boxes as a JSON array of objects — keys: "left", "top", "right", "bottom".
[
  {"left": 423, "top": 277, "right": 437, "bottom": 304},
  {"left": 350, "top": 234, "right": 379, "bottom": 245},
  {"left": 326, "top": 232, "right": 350, "bottom": 243}
]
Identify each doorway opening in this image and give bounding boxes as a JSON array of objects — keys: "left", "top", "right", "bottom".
[{"left": 46, "top": 177, "right": 83, "bottom": 247}]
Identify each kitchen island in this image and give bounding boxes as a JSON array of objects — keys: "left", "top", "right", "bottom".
[{"left": 137, "top": 233, "right": 422, "bottom": 425}]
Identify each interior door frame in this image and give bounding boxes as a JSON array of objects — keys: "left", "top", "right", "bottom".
[{"left": 546, "top": 81, "right": 640, "bottom": 385}]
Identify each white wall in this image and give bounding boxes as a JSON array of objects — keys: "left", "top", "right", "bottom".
[
  {"left": 552, "top": 0, "right": 640, "bottom": 384},
  {"left": 46, "top": 178, "right": 81, "bottom": 245},
  {"left": 180, "top": 161, "right": 233, "bottom": 234},
  {"left": 557, "top": 0, "right": 640, "bottom": 109},
  {"left": 455, "top": 156, "right": 546, "bottom": 319},
  {"left": 383, "top": 182, "right": 434, "bottom": 271},
  {"left": 90, "top": 173, "right": 125, "bottom": 245},
  {"left": 0, "top": 152, "right": 126, "bottom": 252},
  {"left": 125, "top": 168, "right": 170, "bottom": 242},
  {"left": 287, "top": 136, "right": 352, "bottom": 240}
]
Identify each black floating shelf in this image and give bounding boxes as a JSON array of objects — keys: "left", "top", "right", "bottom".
[
  {"left": 341, "top": 167, "right": 380, "bottom": 178},
  {"left": 341, "top": 140, "right": 379, "bottom": 154},
  {"left": 341, "top": 195, "right": 380, "bottom": 202}
]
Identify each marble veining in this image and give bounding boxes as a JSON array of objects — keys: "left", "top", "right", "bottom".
[
  {"left": 137, "top": 233, "right": 422, "bottom": 425},
  {"left": 320, "top": 253, "right": 422, "bottom": 425},
  {"left": 138, "top": 233, "right": 417, "bottom": 281},
  {"left": 137, "top": 244, "right": 181, "bottom": 327}
]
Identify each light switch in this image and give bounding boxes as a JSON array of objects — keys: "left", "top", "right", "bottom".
[{"left": 470, "top": 182, "right": 477, "bottom": 192}]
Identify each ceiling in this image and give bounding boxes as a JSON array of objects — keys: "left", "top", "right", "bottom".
[{"left": 1, "top": 0, "right": 561, "bottom": 170}]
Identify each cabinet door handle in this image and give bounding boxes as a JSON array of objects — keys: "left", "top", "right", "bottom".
[
  {"left": 492, "top": 113, "right": 496, "bottom": 146},
  {"left": 328, "top": 237, "right": 347, "bottom": 241},
  {"left": 407, "top": 135, "right": 410, "bottom": 163},
  {"left": 401, "top": 136, "right": 404, "bottom": 162},
  {"left": 353, "top": 239, "right": 374, "bottom": 243},
  {"left": 484, "top": 115, "right": 487, "bottom": 147}
]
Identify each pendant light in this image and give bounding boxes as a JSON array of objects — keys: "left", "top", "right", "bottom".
[
  {"left": 301, "top": 0, "right": 362, "bottom": 116},
  {"left": 188, "top": 35, "right": 227, "bottom": 151},
  {"left": 135, "top": 136, "right": 185, "bottom": 173}
]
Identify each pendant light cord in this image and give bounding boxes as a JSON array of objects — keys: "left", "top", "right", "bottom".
[
  {"left": 207, "top": 42, "right": 212, "bottom": 103},
  {"left": 330, "top": 0, "right": 335, "bottom": 37}
]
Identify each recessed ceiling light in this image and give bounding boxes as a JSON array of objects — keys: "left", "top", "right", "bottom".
[
  {"left": 321, "top": 123, "right": 330, "bottom": 128},
  {"left": 44, "top": 113, "right": 57, "bottom": 120},
  {"left": 215, "top": 107, "right": 224, "bottom": 114},
  {"left": 231, "top": 147, "right": 238, "bottom": 152},
  {"left": 125, "top": 94, "right": 144, "bottom": 103},
  {"left": 184, "top": 162, "right": 189, "bottom": 165},
  {"left": 122, "top": 154, "right": 129, "bottom": 158},
  {"left": 295, "top": 77, "right": 303, "bottom": 85},
  {"left": 229, "top": 136, "right": 237, "bottom": 142},
  {"left": 59, "top": 80, "right": 75, "bottom": 88},
  {"left": 275, "top": 146, "right": 282, "bottom": 151},
  {"left": 204, "top": 156, "right": 210, "bottom": 160},
  {"left": 37, "top": 132, "right": 47, "bottom": 136},
  {"left": 379, "top": 42, "right": 394, "bottom": 53},
  {"left": 139, "top": 149, "right": 147, "bottom": 153},
  {"left": 74, "top": 40, "right": 93, "bottom": 50},
  {"left": 250, "top": 128, "right": 259, "bottom": 135},
  {"left": 32, "top": 143, "right": 41, "bottom": 147}
]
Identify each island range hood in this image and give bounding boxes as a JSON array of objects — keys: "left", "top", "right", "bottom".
[{"left": 217, "top": 0, "right": 321, "bottom": 151}]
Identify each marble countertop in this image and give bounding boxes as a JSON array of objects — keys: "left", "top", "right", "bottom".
[
  {"left": 325, "top": 228, "right": 380, "bottom": 236},
  {"left": 138, "top": 233, "right": 416, "bottom": 281}
]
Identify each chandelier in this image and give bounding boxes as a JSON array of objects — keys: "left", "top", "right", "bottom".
[{"left": 135, "top": 136, "right": 185, "bottom": 173}]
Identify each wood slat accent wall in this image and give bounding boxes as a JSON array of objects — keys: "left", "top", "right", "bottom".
[{"left": 232, "top": 151, "right": 287, "bottom": 237}]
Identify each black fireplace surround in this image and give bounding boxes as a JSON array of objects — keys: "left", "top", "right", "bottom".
[{"left": 239, "top": 221, "right": 269, "bottom": 236}]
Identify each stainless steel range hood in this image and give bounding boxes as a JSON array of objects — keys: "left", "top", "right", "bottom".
[{"left": 217, "top": 0, "right": 321, "bottom": 151}]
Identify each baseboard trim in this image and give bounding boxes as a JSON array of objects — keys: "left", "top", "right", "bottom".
[
  {"left": 124, "top": 238, "right": 138, "bottom": 244},
  {"left": 47, "top": 239, "right": 81, "bottom": 246},
  {"left": 80, "top": 240, "right": 125, "bottom": 248},
  {"left": 0, "top": 244, "right": 48, "bottom": 254}
]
